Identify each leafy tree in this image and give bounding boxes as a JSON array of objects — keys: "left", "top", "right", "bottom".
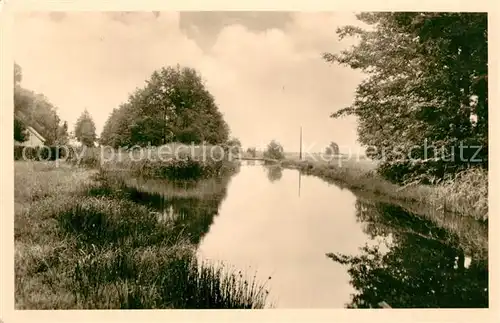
[
  {"left": 330, "top": 142, "right": 339, "bottom": 155},
  {"left": 100, "top": 109, "right": 118, "bottom": 147},
  {"left": 14, "top": 63, "right": 63, "bottom": 145},
  {"left": 325, "top": 13, "right": 487, "bottom": 184},
  {"left": 246, "top": 147, "right": 257, "bottom": 158},
  {"left": 263, "top": 140, "right": 285, "bottom": 160},
  {"left": 56, "top": 121, "right": 69, "bottom": 145},
  {"left": 74, "top": 109, "right": 97, "bottom": 147},
  {"left": 100, "top": 103, "right": 139, "bottom": 148},
  {"left": 226, "top": 137, "right": 242, "bottom": 155},
  {"left": 100, "top": 65, "right": 230, "bottom": 148},
  {"left": 325, "top": 142, "right": 339, "bottom": 155}
]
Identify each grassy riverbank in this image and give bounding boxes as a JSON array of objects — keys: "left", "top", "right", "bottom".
[
  {"left": 14, "top": 161, "right": 270, "bottom": 309},
  {"left": 280, "top": 158, "right": 488, "bottom": 221},
  {"left": 67, "top": 144, "right": 487, "bottom": 220},
  {"left": 67, "top": 144, "right": 239, "bottom": 180}
]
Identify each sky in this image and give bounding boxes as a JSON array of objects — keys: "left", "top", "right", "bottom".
[{"left": 14, "top": 11, "right": 367, "bottom": 153}]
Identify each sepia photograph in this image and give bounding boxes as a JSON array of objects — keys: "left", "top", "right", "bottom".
[{"left": 3, "top": 4, "right": 492, "bottom": 314}]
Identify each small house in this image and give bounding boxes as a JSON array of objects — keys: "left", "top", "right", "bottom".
[{"left": 15, "top": 126, "right": 46, "bottom": 147}]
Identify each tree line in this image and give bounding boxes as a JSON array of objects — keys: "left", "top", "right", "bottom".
[
  {"left": 17, "top": 13, "right": 484, "bottom": 179},
  {"left": 13, "top": 60, "right": 336, "bottom": 158},
  {"left": 325, "top": 13, "right": 488, "bottom": 184},
  {"left": 13, "top": 62, "right": 243, "bottom": 151},
  {"left": 14, "top": 63, "right": 99, "bottom": 150},
  {"left": 14, "top": 63, "right": 69, "bottom": 145}
]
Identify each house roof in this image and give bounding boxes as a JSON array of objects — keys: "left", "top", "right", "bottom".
[{"left": 26, "top": 126, "right": 46, "bottom": 142}]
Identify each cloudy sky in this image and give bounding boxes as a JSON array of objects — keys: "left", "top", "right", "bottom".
[{"left": 14, "top": 11, "right": 367, "bottom": 152}]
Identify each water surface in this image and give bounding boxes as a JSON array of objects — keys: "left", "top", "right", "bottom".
[{"left": 126, "top": 162, "right": 488, "bottom": 308}]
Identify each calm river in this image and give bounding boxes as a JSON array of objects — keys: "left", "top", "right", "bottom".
[{"left": 125, "top": 162, "right": 488, "bottom": 308}]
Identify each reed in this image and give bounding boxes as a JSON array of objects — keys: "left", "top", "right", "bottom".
[{"left": 281, "top": 159, "right": 488, "bottom": 220}]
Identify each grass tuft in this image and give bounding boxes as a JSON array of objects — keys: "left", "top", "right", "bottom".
[{"left": 433, "top": 168, "right": 488, "bottom": 221}]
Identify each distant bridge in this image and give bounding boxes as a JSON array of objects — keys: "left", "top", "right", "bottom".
[{"left": 234, "top": 157, "right": 280, "bottom": 163}]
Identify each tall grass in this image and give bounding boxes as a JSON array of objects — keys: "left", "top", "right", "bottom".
[
  {"left": 432, "top": 168, "right": 488, "bottom": 221},
  {"left": 66, "top": 145, "right": 100, "bottom": 168},
  {"left": 58, "top": 195, "right": 270, "bottom": 309},
  {"left": 69, "top": 143, "right": 226, "bottom": 165},
  {"left": 355, "top": 194, "right": 488, "bottom": 258},
  {"left": 56, "top": 197, "right": 182, "bottom": 248},
  {"left": 281, "top": 159, "right": 488, "bottom": 220},
  {"left": 67, "top": 144, "right": 240, "bottom": 180},
  {"left": 119, "top": 157, "right": 238, "bottom": 180},
  {"left": 187, "top": 262, "right": 270, "bottom": 309},
  {"left": 71, "top": 244, "right": 269, "bottom": 309},
  {"left": 15, "top": 160, "right": 270, "bottom": 309}
]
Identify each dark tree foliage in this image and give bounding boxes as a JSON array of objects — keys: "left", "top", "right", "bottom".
[
  {"left": 325, "top": 142, "right": 339, "bottom": 155},
  {"left": 263, "top": 140, "right": 285, "bottom": 160},
  {"left": 56, "top": 121, "right": 69, "bottom": 145},
  {"left": 225, "top": 137, "right": 242, "bottom": 155},
  {"left": 74, "top": 109, "right": 97, "bottom": 147},
  {"left": 14, "top": 118, "right": 28, "bottom": 142},
  {"left": 325, "top": 13, "right": 488, "bottom": 184},
  {"left": 100, "top": 104, "right": 139, "bottom": 148},
  {"left": 100, "top": 65, "right": 230, "bottom": 148}
]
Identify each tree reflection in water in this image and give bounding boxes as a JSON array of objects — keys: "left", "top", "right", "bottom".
[
  {"left": 265, "top": 165, "right": 283, "bottom": 183},
  {"left": 124, "top": 174, "right": 234, "bottom": 245},
  {"left": 327, "top": 200, "right": 488, "bottom": 308}
]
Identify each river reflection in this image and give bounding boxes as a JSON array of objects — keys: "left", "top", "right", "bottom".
[
  {"left": 123, "top": 174, "right": 233, "bottom": 244},
  {"left": 123, "top": 164, "right": 488, "bottom": 308},
  {"left": 328, "top": 200, "right": 488, "bottom": 308},
  {"left": 266, "top": 165, "right": 283, "bottom": 183}
]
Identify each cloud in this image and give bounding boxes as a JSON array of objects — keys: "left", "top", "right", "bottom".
[{"left": 14, "top": 11, "right": 366, "bottom": 152}]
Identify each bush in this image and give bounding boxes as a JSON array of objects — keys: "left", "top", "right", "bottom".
[
  {"left": 377, "top": 159, "right": 471, "bottom": 185},
  {"left": 14, "top": 145, "right": 68, "bottom": 161},
  {"left": 246, "top": 147, "right": 257, "bottom": 158},
  {"left": 67, "top": 146, "right": 100, "bottom": 168},
  {"left": 263, "top": 140, "right": 284, "bottom": 160},
  {"left": 111, "top": 157, "right": 238, "bottom": 181},
  {"left": 325, "top": 142, "right": 339, "bottom": 156}
]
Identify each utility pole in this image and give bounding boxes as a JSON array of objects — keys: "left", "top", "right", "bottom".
[
  {"left": 298, "top": 171, "right": 302, "bottom": 197},
  {"left": 299, "top": 126, "right": 302, "bottom": 160}
]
